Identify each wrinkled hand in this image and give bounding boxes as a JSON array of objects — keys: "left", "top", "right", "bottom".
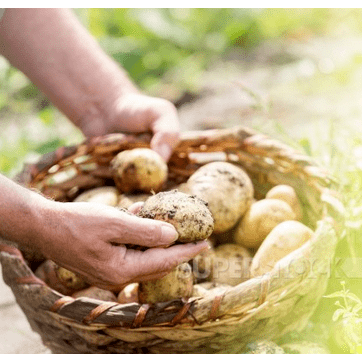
[
  {"left": 37, "top": 200, "right": 208, "bottom": 291},
  {"left": 83, "top": 93, "right": 180, "bottom": 162}
]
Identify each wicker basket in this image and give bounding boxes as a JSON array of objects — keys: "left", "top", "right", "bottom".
[{"left": 0, "top": 126, "right": 343, "bottom": 354}]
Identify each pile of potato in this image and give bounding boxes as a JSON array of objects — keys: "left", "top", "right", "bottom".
[{"left": 35, "top": 148, "right": 314, "bottom": 305}]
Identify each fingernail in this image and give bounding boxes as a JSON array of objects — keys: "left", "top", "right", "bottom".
[{"left": 161, "top": 225, "right": 179, "bottom": 244}]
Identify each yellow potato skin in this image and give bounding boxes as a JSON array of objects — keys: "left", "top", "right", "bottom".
[
  {"left": 111, "top": 148, "right": 168, "bottom": 193},
  {"left": 191, "top": 239, "right": 216, "bottom": 282},
  {"left": 138, "top": 263, "right": 193, "bottom": 304},
  {"left": 187, "top": 162, "right": 254, "bottom": 234},
  {"left": 73, "top": 186, "right": 120, "bottom": 206},
  {"left": 56, "top": 266, "right": 88, "bottom": 290},
  {"left": 35, "top": 260, "right": 78, "bottom": 296},
  {"left": 72, "top": 286, "right": 117, "bottom": 302},
  {"left": 117, "top": 283, "right": 139, "bottom": 304},
  {"left": 250, "top": 220, "right": 314, "bottom": 277},
  {"left": 233, "top": 199, "right": 296, "bottom": 249},
  {"left": 266, "top": 185, "right": 303, "bottom": 221},
  {"left": 212, "top": 244, "right": 253, "bottom": 286}
]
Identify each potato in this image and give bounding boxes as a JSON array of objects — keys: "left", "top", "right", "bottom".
[
  {"left": 117, "top": 193, "right": 151, "bottom": 209},
  {"left": 111, "top": 148, "right": 168, "bottom": 193},
  {"left": 56, "top": 266, "right": 88, "bottom": 291},
  {"left": 266, "top": 185, "right": 303, "bottom": 220},
  {"left": 35, "top": 260, "right": 80, "bottom": 295},
  {"left": 212, "top": 244, "right": 252, "bottom": 286},
  {"left": 233, "top": 199, "right": 296, "bottom": 249},
  {"left": 191, "top": 239, "right": 216, "bottom": 282},
  {"left": 117, "top": 283, "right": 139, "bottom": 304},
  {"left": 213, "top": 228, "right": 235, "bottom": 245},
  {"left": 72, "top": 286, "right": 117, "bottom": 302},
  {"left": 73, "top": 186, "right": 119, "bottom": 206},
  {"left": 138, "top": 263, "right": 193, "bottom": 304},
  {"left": 186, "top": 162, "right": 254, "bottom": 234},
  {"left": 250, "top": 220, "right": 314, "bottom": 277},
  {"left": 166, "top": 183, "right": 191, "bottom": 194},
  {"left": 137, "top": 190, "right": 214, "bottom": 243}
]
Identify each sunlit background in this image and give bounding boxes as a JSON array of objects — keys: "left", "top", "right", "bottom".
[{"left": 2, "top": 8, "right": 362, "bottom": 353}]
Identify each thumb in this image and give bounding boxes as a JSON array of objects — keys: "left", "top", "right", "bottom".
[{"left": 113, "top": 211, "right": 179, "bottom": 247}]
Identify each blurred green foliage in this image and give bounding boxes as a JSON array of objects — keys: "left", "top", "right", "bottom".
[
  {"left": 76, "top": 8, "right": 362, "bottom": 93},
  {"left": 3, "top": 8, "right": 362, "bottom": 176}
]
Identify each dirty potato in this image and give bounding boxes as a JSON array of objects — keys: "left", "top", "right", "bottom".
[
  {"left": 234, "top": 199, "right": 296, "bottom": 249},
  {"left": 56, "top": 266, "right": 88, "bottom": 291},
  {"left": 138, "top": 263, "right": 194, "bottom": 304},
  {"left": 211, "top": 243, "right": 253, "bottom": 286},
  {"left": 186, "top": 162, "right": 254, "bottom": 234},
  {"left": 73, "top": 186, "right": 120, "bottom": 206},
  {"left": 250, "top": 220, "right": 314, "bottom": 277},
  {"left": 137, "top": 190, "right": 214, "bottom": 243},
  {"left": 191, "top": 239, "right": 216, "bottom": 282},
  {"left": 266, "top": 185, "right": 303, "bottom": 221},
  {"left": 111, "top": 148, "right": 168, "bottom": 193},
  {"left": 72, "top": 286, "right": 117, "bottom": 302},
  {"left": 35, "top": 260, "right": 83, "bottom": 295}
]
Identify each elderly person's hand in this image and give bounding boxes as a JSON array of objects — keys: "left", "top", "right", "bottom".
[
  {"left": 0, "top": 174, "right": 208, "bottom": 290},
  {"left": 33, "top": 200, "right": 207, "bottom": 291},
  {"left": 81, "top": 93, "right": 180, "bottom": 162}
]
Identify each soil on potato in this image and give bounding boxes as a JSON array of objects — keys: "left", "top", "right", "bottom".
[{"left": 138, "top": 190, "right": 214, "bottom": 242}]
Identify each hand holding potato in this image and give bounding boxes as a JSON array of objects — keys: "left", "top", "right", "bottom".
[
  {"left": 32, "top": 199, "right": 209, "bottom": 291},
  {"left": 106, "top": 93, "right": 180, "bottom": 162}
]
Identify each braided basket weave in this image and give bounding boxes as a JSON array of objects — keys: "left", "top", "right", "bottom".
[{"left": 0, "top": 126, "right": 342, "bottom": 353}]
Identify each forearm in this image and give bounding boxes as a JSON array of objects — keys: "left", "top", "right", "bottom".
[
  {"left": 0, "top": 8, "right": 139, "bottom": 134},
  {"left": 0, "top": 173, "right": 51, "bottom": 248},
  {"left": 0, "top": 174, "right": 208, "bottom": 289}
]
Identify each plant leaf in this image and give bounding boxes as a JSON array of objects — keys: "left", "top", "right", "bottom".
[
  {"left": 346, "top": 293, "right": 362, "bottom": 304},
  {"left": 324, "top": 291, "right": 348, "bottom": 299},
  {"left": 333, "top": 308, "right": 345, "bottom": 322},
  {"left": 352, "top": 304, "right": 362, "bottom": 315}
]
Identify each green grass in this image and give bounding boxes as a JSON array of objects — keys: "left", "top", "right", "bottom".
[{"left": 292, "top": 120, "right": 362, "bottom": 353}]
